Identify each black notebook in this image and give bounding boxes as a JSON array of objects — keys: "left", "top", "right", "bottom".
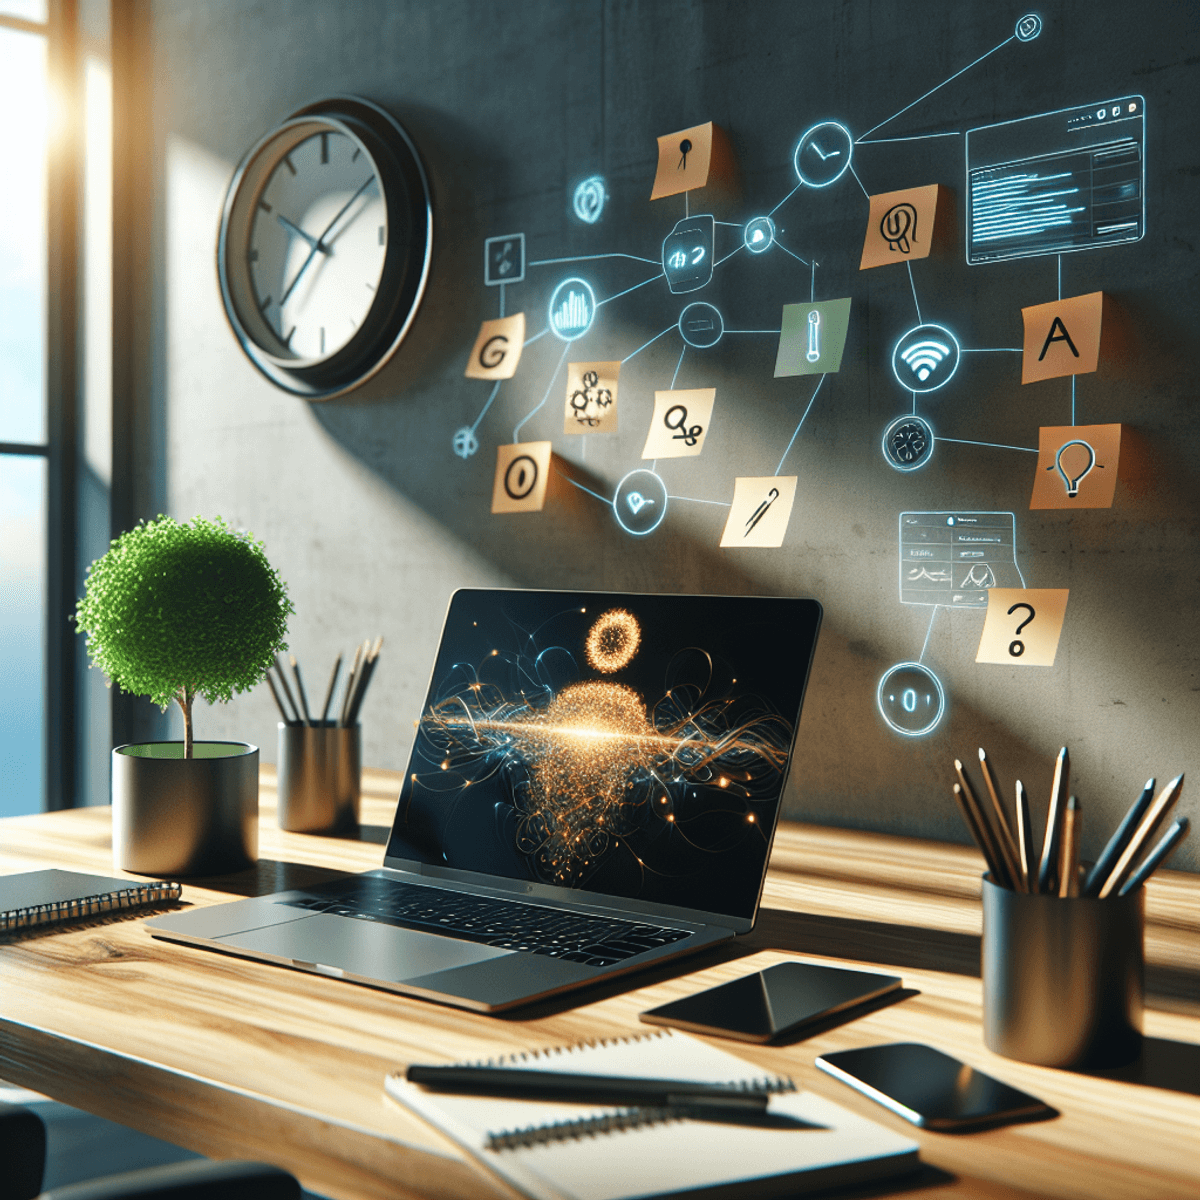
[{"left": 0, "top": 870, "right": 181, "bottom": 934}]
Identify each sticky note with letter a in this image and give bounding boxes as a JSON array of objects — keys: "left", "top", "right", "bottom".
[
  {"left": 564, "top": 361, "right": 620, "bottom": 435},
  {"left": 1022, "top": 293, "right": 1103, "bottom": 384},
  {"left": 860, "top": 185, "right": 946, "bottom": 270},
  {"left": 976, "top": 588, "right": 1069, "bottom": 666},
  {"left": 642, "top": 389, "right": 716, "bottom": 459},
  {"left": 720, "top": 477, "right": 798, "bottom": 548},
  {"left": 1030, "top": 424, "right": 1122, "bottom": 510},
  {"left": 465, "top": 314, "right": 525, "bottom": 380},
  {"left": 491, "top": 441, "right": 552, "bottom": 514}
]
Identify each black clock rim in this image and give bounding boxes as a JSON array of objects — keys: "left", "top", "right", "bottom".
[{"left": 216, "top": 96, "right": 433, "bottom": 400}]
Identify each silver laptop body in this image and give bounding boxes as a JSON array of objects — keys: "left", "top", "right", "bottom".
[{"left": 149, "top": 589, "right": 822, "bottom": 1013}]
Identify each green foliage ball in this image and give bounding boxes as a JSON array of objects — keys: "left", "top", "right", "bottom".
[{"left": 75, "top": 515, "right": 294, "bottom": 710}]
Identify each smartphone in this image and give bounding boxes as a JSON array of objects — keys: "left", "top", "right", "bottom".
[
  {"left": 815, "top": 1043, "right": 1056, "bottom": 1131},
  {"left": 639, "top": 962, "right": 902, "bottom": 1043}
]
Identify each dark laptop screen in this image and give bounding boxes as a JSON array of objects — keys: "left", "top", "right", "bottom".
[{"left": 385, "top": 590, "right": 821, "bottom": 922}]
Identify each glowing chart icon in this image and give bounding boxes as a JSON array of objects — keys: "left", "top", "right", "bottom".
[
  {"left": 743, "top": 216, "right": 775, "bottom": 254},
  {"left": 891, "top": 323, "right": 961, "bottom": 393},
  {"left": 678, "top": 301, "right": 724, "bottom": 349},
  {"left": 793, "top": 120, "right": 853, "bottom": 189},
  {"left": 613, "top": 468, "right": 668, "bottom": 536},
  {"left": 572, "top": 175, "right": 606, "bottom": 223},
  {"left": 882, "top": 415, "right": 935, "bottom": 472},
  {"left": 548, "top": 277, "right": 596, "bottom": 342},
  {"left": 877, "top": 662, "right": 945, "bottom": 738}
]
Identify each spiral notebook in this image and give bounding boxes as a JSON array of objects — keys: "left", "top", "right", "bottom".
[
  {"left": 0, "top": 870, "right": 181, "bottom": 934},
  {"left": 385, "top": 1029, "right": 919, "bottom": 1200}
]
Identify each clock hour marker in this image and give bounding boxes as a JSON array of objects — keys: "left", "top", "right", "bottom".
[
  {"left": 283, "top": 155, "right": 296, "bottom": 176},
  {"left": 365, "top": 282, "right": 375, "bottom": 292},
  {"left": 351, "top": 147, "right": 361, "bottom": 162},
  {"left": 258, "top": 200, "right": 273, "bottom": 213},
  {"left": 350, "top": 317, "right": 357, "bottom": 329},
  {"left": 320, "top": 133, "right": 329, "bottom": 164},
  {"left": 320, "top": 327, "right": 325, "bottom": 354},
  {"left": 378, "top": 225, "right": 385, "bottom": 245},
  {"left": 258, "top": 294, "right": 272, "bottom": 311},
  {"left": 284, "top": 326, "right": 296, "bottom": 347}
]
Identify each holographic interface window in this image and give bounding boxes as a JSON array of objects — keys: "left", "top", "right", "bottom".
[
  {"left": 965, "top": 97, "right": 1145, "bottom": 265},
  {"left": 385, "top": 590, "right": 822, "bottom": 922}
]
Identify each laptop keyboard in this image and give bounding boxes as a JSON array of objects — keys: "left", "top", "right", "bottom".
[{"left": 280, "top": 877, "right": 692, "bottom": 967}]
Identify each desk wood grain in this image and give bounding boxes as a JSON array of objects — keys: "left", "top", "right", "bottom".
[{"left": 0, "top": 767, "right": 1196, "bottom": 1200}]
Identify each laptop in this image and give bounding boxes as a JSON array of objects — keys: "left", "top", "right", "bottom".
[{"left": 148, "top": 589, "right": 822, "bottom": 1012}]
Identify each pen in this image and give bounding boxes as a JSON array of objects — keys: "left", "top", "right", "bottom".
[
  {"left": 978, "top": 749, "right": 1024, "bottom": 892},
  {"left": 1037, "top": 747, "right": 1070, "bottom": 895},
  {"left": 1117, "top": 817, "right": 1190, "bottom": 896},
  {"left": 1082, "top": 780, "right": 1155, "bottom": 897},
  {"left": 290, "top": 654, "right": 313, "bottom": 726},
  {"left": 954, "top": 761, "right": 1012, "bottom": 889},
  {"left": 1098, "top": 774, "right": 1185, "bottom": 899},
  {"left": 1015, "top": 780, "right": 1034, "bottom": 893},
  {"left": 1058, "top": 796, "right": 1080, "bottom": 898},
  {"left": 404, "top": 1064, "right": 784, "bottom": 1110}
]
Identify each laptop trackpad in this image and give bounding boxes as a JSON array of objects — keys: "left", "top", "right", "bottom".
[{"left": 213, "top": 913, "right": 511, "bottom": 982}]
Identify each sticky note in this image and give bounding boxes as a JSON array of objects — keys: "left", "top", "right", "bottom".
[
  {"left": 720, "top": 477, "right": 798, "bottom": 548},
  {"left": 491, "top": 441, "right": 552, "bottom": 514},
  {"left": 775, "top": 298, "right": 852, "bottom": 377},
  {"left": 1022, "top": 293, "right": 1104, "bottom": 384},
  {"left": 976, "top": 588, "right": 1069, "bottom": 666},
  {"left": 1030, "top": 424, "right": 1122, "bottom": 510},
  {"left": 641, "top": 389, "right": 716, "bottom": 459},
  {"left": 465, "top": 314, "right": 525, "bottom": 380},
  {"left": 564, "top": 361, "right": 620, "bottom": 435},
  {"left": 650, "top": 122, "right": 723, "bottom": 200},
  {"left": 860, "top": 185, "right": 945, "bottom": 270}
]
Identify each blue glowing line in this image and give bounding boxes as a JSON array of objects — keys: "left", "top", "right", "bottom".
[
  {"left": 713, "top": 245, "right": 743, "bottom": 268},
  {"left": 622, "top": 324, "right": 675, "bottom": 364},
  {"left": 529, "top": 252, "right": 659, "bottom": 266},
  {"left": 714, "top": 220, "right": 742, "bottom": 227},
  {"left": 596, "top": 274, "right": 663, "bottom": 307},
  {"left": 668, "top": 495, "right": 732, "bottom": 507},
  {"left": 911, "top": 389, "right": 917, "bottom": 415},
  {"left": 1015, "top": 560, "right": 1027, "bottom": 588},
  {"left": 512, "top": 342, "right": 569, "bottom": 443},
  {"left": 935, "top": 437, "right": 1038, "bottom": 453},
  {"left": 856, "top": 132, "right": 962, "bottom": 144},
  {"left": 774, "top": 240, "right": 810, "bottom": 267},
  {"left": 1057, "top": 253, "right": 1063, "bottom": 301},
  {"left": 918, "top": 605, "right": 940, "bottom": 665},
  {"left": 499, "top": 282, "right": 505, "bottom": 319},
  {"left": 726, "top": 329, "right": 782, "bottom": 334},
  {"left": 524, "top": 327, "right": 549, "bottom": 346},
  {"left": 962, "top": 347, "right": 1022, "bottom": 353},
  {"left": 557, "top": 471, "right": 611, "bottom": 505},
  {"left": 670, "top": 345, "right": 686, "bottom": 389},
  {"left": 470, "top": 380, "right": 502, "bottom": 434},
  {"left": 776, "top": 374, "right": 827, "bottom": 475},
  {"left": 857, "top": 34, "right": 1015, "bottom": 141},
  {"left": 906, "top": 261, "right": 922, "bottom": 324},
  {"left": 847, "top": 163, "right": 870, "bottom": 200},
  {"left": 768, "top": 180, "right": 804, "bottom": 218}
]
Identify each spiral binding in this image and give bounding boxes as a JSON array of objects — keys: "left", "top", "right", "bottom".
[{"left": 0, "top": 881, "right": 183, "bottom": 933}]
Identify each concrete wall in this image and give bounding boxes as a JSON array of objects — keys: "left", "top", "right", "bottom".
[{"left": 124, "top": 0, "right": 1200, "bottom": 870}]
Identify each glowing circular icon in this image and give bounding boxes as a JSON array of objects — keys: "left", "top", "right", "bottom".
[
  {"left": 743, "top": 216, "right": 776, "bottom": 254},
  {"left": 548, "top": 277, "right": 596, "bottom": 342},
  {"left": 452, "top": 426, "right": 478, "bottom": 459},
  {"left": 678, "top": 301, "right": 724, "bottom": 349},
  {"left": 877, "top": 662, "right": 946, "bottom": 738},
  {"left": 613, "top": 469, "right": 668, "bottom": 536},
  {"left": 882, "top": 415, "right": 935, "bottom": 472},
  {"left": 572, "top": 175, "right": 606, "bottom": 224},
  {"left": 891, "top": 323, "right": 961, "bottom": 394},
  {"left": 504, "top": 454, "right": 539, "bottom": 500},
  {"left": 1015, "top": 13, "right": 1042, "bottom": 41},
  {"left": 793, "top": 121, "right": 854, "bottom": 189}
]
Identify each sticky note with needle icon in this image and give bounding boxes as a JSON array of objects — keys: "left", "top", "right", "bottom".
[
  {"left": 1030, "top": 424, "right": 1122, "bottom": 509},
  {"left": 720, "top": 477, "right": 798, "bottom": 548}
]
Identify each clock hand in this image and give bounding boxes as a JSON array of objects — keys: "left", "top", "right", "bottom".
[
  {"left": 280, "top": 175, "right": 374, "bottom": 307},
  {"left": 276, "top": 212, "right": 323, "bottom": 251}
]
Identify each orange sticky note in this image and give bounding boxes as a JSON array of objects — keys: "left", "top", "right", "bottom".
[
  {"left": 976, "top": 588, "right": 1069, "bottom": 666},
  {"left": 465, "top": 314, "right": 525, "bottom": 380},
  {"left": 491, "top": 442, "right": 552, "bottom": 514},
  {"left": 1030, "top": 424, "right": 1122, "bottom": 510},
  {"left": 563, "top": 361, "right": 620, "bottom": 435},
  {"left": 1022, "top": 293, "right": 1103, "bottom": 383},
  {"left": 651, "top": 122, "right": 716, "bottom": 200},
  {"left": 860, "top": 185, "right": 944, "bottom": 270}
]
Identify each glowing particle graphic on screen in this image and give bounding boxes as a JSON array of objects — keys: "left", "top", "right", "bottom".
[
  {"left": 548, "top": 277, "right": 596, "bottom": 341},
  {"left": 891, "top": 323, "right": 961, "bottom": 393},
  {"left": 452, "top": 426, "right": 479, "bottom": 459},
  {"left": 572, "top": 175, "right": 607, "bottom": 223},
  {"left": 877, "top": 661, "right": 945, "bottom": 737},
  {"left": 585, "top": 608, "right": 642, "bottom": 673}
]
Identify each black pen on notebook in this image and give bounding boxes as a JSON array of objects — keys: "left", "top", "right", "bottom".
[{"left": 404, "top": 1064, "right": 790, "bottom": 1110}]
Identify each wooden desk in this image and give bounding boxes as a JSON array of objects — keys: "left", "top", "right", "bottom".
[{"left": 1, "top": 768, "right": 1197, "bottom": 1200}]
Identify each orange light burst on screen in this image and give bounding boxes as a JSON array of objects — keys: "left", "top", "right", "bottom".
[{"left": 585, "top": 608, "right": 641, "bottom": 673}]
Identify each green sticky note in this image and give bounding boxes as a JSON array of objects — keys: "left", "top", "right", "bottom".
[{"left": 774, "top": 297, "right": 852, "bottom": 377}]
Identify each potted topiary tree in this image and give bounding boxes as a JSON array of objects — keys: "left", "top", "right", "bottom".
[{"left": 76, "top": 515, "right": 293, "bottom": 876}]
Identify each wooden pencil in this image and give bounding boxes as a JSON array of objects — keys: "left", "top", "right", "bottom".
[
  {"left": 1037, "top": 747, "right": 1070, "bottom": 895},
  {"left": 978, "top": 748, "right": 1025, "bottom": 892},
  {"left": 1058, "top": 796, "right": 1080, "bottom": 898},
  {"left": 1015, "top": 780, "right": 1034, "bottom": 893},
  {"left": 955, "top": 760, "right": 1012, "bottom": 889}
]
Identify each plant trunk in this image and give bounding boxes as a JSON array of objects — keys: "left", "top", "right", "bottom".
[{"left": 177, "top": 688, "right": 194, "bottom": 759}]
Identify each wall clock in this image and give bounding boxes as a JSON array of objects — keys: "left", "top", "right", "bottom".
[{"left": 217, "top": 96, "right": 433, "bottom": 399}]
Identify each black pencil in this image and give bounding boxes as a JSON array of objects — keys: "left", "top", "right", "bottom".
[
  {"left": 320, "top": 653, "right": 343, "bottom": 724},
  {"left": 265, "top": 672, "right": 294, "bottom": 725},
  {"left": 1117, "top": 817, "right": 1190, "bottom": 896},
  {"left": 273, "top": 656, "right": 302, "bottom": 725},
  {"left": 1082, "top": 779, "right": 1155, "bottom": 897},
  {"left": 290, "top": 654, "right": 313, "bottom": 726}
]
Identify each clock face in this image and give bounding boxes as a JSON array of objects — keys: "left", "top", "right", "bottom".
[{"left": 249, "top": 130, "right": 387, "bottom": 363}]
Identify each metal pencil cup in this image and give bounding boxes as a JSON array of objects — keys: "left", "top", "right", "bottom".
[
  {"left": 982, "top": 875, "right": 1143, "bottom": 1069},
  {"left": 276, "top": 722, "right": 361, "bottom": 834}
]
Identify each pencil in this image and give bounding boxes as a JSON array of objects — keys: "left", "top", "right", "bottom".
[
  {"left": 1082, "top": 779, "right": 1155, "bottom": 897},
  {"left": 952, "top": 783, "right": 1005, "bottom": 881},
  {"left": 1015, "top": 780, "right": 1034, "bottom": 893},
  {"left": 1058, "top": 796, "right": 1080, "bottom": 898},
  {"left": 290, "top": 654, "right": 313, "bottom": 726},
  {"left": 320, "top": 653, "right": 343, "bottom": 724},
  {"left": 1098, "top": 774, "right": 1185, "bottom": 899},
  {"left": 955, "top": 760, "right": 1012, "bottom": 888},
  {"left": 340, "top": 642, "right": 365, "bottom": 727},
  {"left": 978, "top": 749, "right": 1025, "bottom": 892},
  {"left": 265, "top": 671, "right": 293, "bottom": 725},
  {"left": 346, "top": 636, "right": 383, "bottom": 726},
  {"left": 1117, "top": 817, "right": 1190, "bottom": 896},
  {"left": 1037, "top": 747, "right": 1070, "bottom": 895},
  {"left": 274, "top": 656, "right": 302, "bottom": 725}
]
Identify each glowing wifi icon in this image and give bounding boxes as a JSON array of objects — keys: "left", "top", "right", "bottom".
[{"left": 891, "top": 323, "right": 961, "bottom": 393}]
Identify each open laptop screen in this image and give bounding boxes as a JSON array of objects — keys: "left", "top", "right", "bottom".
[{"left": 385, "top": 590, "right": 821, "bottom": 923}]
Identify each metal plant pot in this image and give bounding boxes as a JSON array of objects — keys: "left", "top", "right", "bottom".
[{"left": 112, "top": 741, "right": 259, "bottom": 876}]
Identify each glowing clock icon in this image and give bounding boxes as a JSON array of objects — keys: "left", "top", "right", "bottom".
[{"left": 793, "top": 121, "right": 854, "bottom": 188}]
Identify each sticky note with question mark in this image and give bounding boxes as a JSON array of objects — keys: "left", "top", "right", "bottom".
[{"left": 976, "top": 588, "right": 1069, "bottom": 666}]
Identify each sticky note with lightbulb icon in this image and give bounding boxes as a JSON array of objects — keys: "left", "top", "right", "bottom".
[
  {"left": 563, "top": 361, "right": 620, "bottom": 435},
  {"left": 859, "top": 184, "right": 946, "bottom": 270},
  {"left": 491, "top": 441, "right": 552, "bottom": 514},
  {"left": 1030, "top": 424, "right": 1122, "bottom": 509},
  {"left": 976, "top": 588, "right": 1069, "bottom": 667},
  {"left": 641, "top": 388, "right": 716, "bottom": 459},
  {"left": 720, "top": 476, "right": 798, "bottom": 548},
  {"left": 465, "top": 313, "right": 525, "bottom": 380}
]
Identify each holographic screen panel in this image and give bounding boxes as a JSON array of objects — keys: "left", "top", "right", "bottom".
[{"left": 899, "top": 512, "right": 1021, "bottom": 608}]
